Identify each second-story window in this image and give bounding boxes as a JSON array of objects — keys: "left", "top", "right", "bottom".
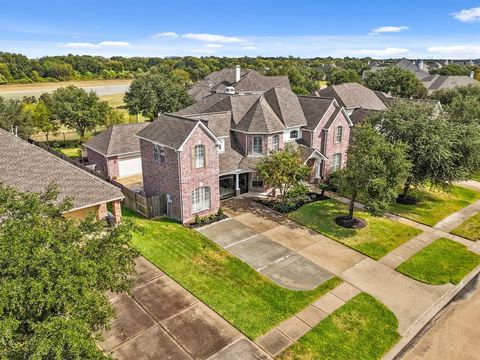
[
  {"left": 290, "top": 130, "right": 299, "bottom": 139},
  {"left": 335, "top": 126, "right": 343, "bottom": 144},
  {"left": 153, "top": 144, "right": 165, "bottom": 164},
  {"left": 271, "top": 135, "right": 279, "bottom": 151},
  {"left": 194, "top": 144, "right": 205, "bottom": 168},
  {"left": 252, "top": 136, "right": 263, "bottom": 155}
]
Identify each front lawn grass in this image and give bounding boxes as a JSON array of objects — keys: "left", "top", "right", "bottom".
[
  {"left": 389, "top": 186, "right": 480, "bottom": 226},
  {"left": 124, "top": 209, "right": 341, "bottom": 339},
  {"left": 451, "top": 213, "right": 480, "bottom": 241},
  {"left": 289, "top": 199, "right": 421, "bottom": 260},
  {"left": 396, "top": 238, "right": 480, "bottom": 285},
  {"left": 278, "top": 293, "right": 400, "bottom": 360}
]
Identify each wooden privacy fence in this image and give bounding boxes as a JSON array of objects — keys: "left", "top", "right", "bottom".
[{"left": 111, "top": 180, "right": 166, "bottom": 218}]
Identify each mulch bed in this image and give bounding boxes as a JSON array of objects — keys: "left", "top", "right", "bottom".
[
  {"left": 335, "top": 215, "right": 367, "bottom": 229},
  {"left": 187, "top": 214, "right": 229, "bottom": 228},
  {"left": 256, "top": 192, "right": 329, "bottom": 213},
  {"left": 395, "top": 195, "right": 419, "bottom": 205}
]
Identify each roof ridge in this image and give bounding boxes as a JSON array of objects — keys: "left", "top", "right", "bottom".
[{"left": 259, "top": 95, "right": 285, "bottom": 132}]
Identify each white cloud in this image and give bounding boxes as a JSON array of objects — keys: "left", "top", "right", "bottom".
[
  {"left": 371, "top": 26, "right": 409, "bottom": 34},
  {"left": 205, "top": 43, "right": 223, "bottom": 48},
  {"left": 358, "top": 47, "right": 410, "bottom": 56},
  {"left": 183, "top": 33, "right": 244, "bottom": 43},
  {"left": 427, "top": 45, "right": 480, "bottom": 56},
  {"left": 152, "top": 32, "right": 179, "bottom": 38},
  {"left": 242, "top": 46, "right": 257, "bottom": 50},
  {"left": 63, "top": 41, "right": 130, "bottom": 49},
  {"left": 451, "top": 7, "right": 480, "bottom": 22}
]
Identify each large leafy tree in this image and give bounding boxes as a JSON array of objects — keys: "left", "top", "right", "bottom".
[
  {"left": 256, "top": 144, "right": 310, "bottom": 202},
  {"left": 333, "top": 124, "right": 410, "bottom": 221},
  {"left": 363, "top": 66, "right": 427, "bottom": 98},
  {"left": 23, "top": 100, "right": 59, "bottom": 144},
  {"left": 124, "top": 73, "right": 194, "bottom": 120},
  {"left": 372, "top": 100, "right": 465, "bottom": 196},
  {"left": 48, "top": 85, "right": 110, "bottom": 138},
  {"left": 0, "top": 96, "right": 34, "bottom": 138},
  {"left": 326, "top": 68, "right": 362, "bottom": 85},
  {"left": 0, "top": 184, "right": 138, "bottom": 359}
]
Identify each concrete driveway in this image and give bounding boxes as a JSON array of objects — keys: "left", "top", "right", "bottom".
[
  {"left": 199, "top": 217, "right": 334, "bottom": 291},
  {"left": 100, "top": 257, "right": 270, "bottom": 360},
  {"left": 218, "top": 197, "right": 455, "bottom": 336}
]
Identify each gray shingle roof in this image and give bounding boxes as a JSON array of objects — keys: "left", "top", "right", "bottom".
[
  {"left": 84, "top": 123, "right": 148, "bottom": 157},
  {"left": 0, "top": 129, "right": 123, "bottom": 210},
  {"left": 317, "top": 83, "right": 387, "bottom": 111},
  {"left": 263, "top": 87, "right": 307, "bottom": 128},
  {"left": 232, "top": 70, "right": 291, "bottom": 92},
  {"left": 298, "top": 96, "right": 335, "bottom": 130},
  {"left": 135, "top": 114, "right": 201, "bottom": 150},
  {"left": 235, "top": 97, "right": 285, "bottom": 133},
  {"left": 188, "top": 68, "right": 247, "bottom": 101},
  {"left": 184, "top": 111, "right": 232, "bottom": 137},
  {"left": 396, "top": 58, "right": 430, "bottom": 80}
]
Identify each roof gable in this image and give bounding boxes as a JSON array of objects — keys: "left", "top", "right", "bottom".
[{"left": 263, "top": 87, "right": 307, "bottom": 128}]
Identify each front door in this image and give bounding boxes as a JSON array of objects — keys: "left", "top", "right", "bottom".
[{"left": 239, "top": 173, "right": 248, "bottom": 194}]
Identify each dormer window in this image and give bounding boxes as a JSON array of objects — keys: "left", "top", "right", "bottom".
[
  {"left": 290, "top": 130, "right": 299, "bottom": 139},
  {"left": 252, "top": 136, "right": 263, "bottom": 155},
  {"left": 194, "top": 145, "right": 205, "bottom": 168},
  {"left": 335, "top": 126, "right": 343, "bottom": 144}
]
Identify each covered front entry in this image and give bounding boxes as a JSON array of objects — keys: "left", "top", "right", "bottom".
[{"left": 219, "top": 172, "right": 250, "bottom": 199}]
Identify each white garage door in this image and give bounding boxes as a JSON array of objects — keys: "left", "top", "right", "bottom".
[{"left": 118, "top": 157, "right": 142, "bottom": 177}]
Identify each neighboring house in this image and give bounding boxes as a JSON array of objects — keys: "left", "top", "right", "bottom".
[
  {"left": 396, "top": 58, "right": 478, "bottom": 93},
  {"left": 188, "top": 65, "right": 291, "bottom": 101},
  {"left": 136, "top": 86, "right": 353, "bottom": 223},
  {"left": 315, "top": 82, "right": 391, "bottom": 124},
  {"left": 0, "top": 129, "right": 124, "bottom": 223},
  {"left": 84, "top": 123, "right": 148, "bottom": 179}
]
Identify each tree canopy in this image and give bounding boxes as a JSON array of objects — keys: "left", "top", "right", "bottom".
[
  {"left": 0, "top": 96, "right": 34, "bottom": 138},
  {"left": 124, "top": 73, "right": 194, "bottom": 119},
  {"left": 333, "top": 124, "right": 410, "bottom": 220},
  {"left": 0, "top": 184, "right": 138, "bottom": 359},
  {"left": 363, "top": 66, "right": 428, "bottom": 98}
]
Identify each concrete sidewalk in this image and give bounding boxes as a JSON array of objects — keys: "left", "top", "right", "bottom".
[{"left": 100, "top": 257, "right": 270, "bottom": 360}]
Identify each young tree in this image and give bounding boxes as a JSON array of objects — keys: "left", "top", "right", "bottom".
[
  {"left": 0, "top": 184, "right": 138, "bottom": 359},
  {"left": 124, "top": 73, "right": 194, "bottom": 120},
  {"left": 256, "top": 144, "right": 310, "bottom": 202},
  {"left": 48, "top": 85, "right": 110, "bottom": 138},
  {"left": 333, "top": 124, "right": 410, "bottom": 223},
  {"left": 0, "top": 96, "right": 34, "bottom": 138},
  {"left": 363, "top": 66, "right": 427, "bottom": 98},
  {"left": 23, "top": 100, "right": 59, "bottom": 143},
  {"left": 372, "top": 100, "right": 462, "bottom": 197}
]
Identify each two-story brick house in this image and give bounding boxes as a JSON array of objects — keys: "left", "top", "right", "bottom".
[{"left": 137, "top": 85, "right": 352, "bottom": 223}]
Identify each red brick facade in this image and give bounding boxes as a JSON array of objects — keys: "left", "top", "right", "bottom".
[
  {"left": 321, "top": 111, "right": 351, "bottom": 177},
  {"left": 86, "top": 148, "right": 119, "bottom": 179}
]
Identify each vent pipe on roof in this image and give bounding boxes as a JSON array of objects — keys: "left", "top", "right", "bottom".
[{"left": 235, "top": 65, "right": 241, "bottom": 83}]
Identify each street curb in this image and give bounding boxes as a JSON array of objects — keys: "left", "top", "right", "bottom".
[{"left": 382, "top": 264, "right": 480, "bottom": 360}]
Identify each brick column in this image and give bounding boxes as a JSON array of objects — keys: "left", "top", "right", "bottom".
[
  {"left": 112, "top": 200, "right": 122, "bottom": 224},
  {"left": 98, "top": 202, "right": 108, "bottom": 220}
]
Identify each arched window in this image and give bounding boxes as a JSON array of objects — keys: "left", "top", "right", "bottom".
[
  {"left": 290, "top": 130, "right": 299, "bottom": 139},
  {"left": 252, "top": 136, "right": 263, "bottom": 154},
  {"left": 271, "top": 135, "right": 279, "bottom": 151},
  {"left": 335, "top": 126, "right": 343, "bottom": 143},
  {"left": 330, "top": 153, "right": 342, "bottom": 172},
  {"left": 194, "top": 145, "right": 205, "bottom": 168},
  {"left": 192, "top": 186, "right": 211, "bottom": 213}
]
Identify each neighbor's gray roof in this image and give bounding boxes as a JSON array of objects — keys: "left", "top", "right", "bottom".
[
  {"left": 395, "top": 58, "right": 430, "bottom": 80},
  {"left": 84, "top": 123, "right": 148, "bottom": 157},
  {"left": 136, "top": 114, "right": 204, "bottom": 150},
  {"left": 188, "top": 68, "right": 248, "bottom": 101},
  {"left": 231, "top": 70, "right": 291, "bottom": 92},
  {"left": 0, "top": 129, "right": 123, "bottom": 210},
  {"left": 317, "top": 83, "right": 387, "bottom": 111},
  {"left": 423, "top": 74, "right": 478, "bottom": 91}
]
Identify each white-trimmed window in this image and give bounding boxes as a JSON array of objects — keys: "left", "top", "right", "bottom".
[
  {"left": 218, "top": 138, "right": 225, "bottom": 153},
  {"left": 192, "top": 186, "right": 211, "bottom": 213},
  {"left": 252, "top": 136, "right": 263, "bottom": 155},
  {"left": 153, "top": 144, "right": 165, "bottom": 164},
  {"left": 335, "top": 126, "right": 343, "bottom": 144},
  {"left": 252, "top": 175, "right": 264, "bottom": 188},
  {"left": 290, "top": 130, "right": 299, "bottom": 139},
  {"left": 194, "top": 145, "right": 205, "bottom": 168},
  {"left": 271, "top": 135, "right": 279, "bottom": 151},
  {"left": 330, "top": 153, "right": 342, "bottom": 172}
]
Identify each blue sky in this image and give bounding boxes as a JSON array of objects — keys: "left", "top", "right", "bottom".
[{"left": 1, "top": 0, "right": 480, "bottom": 58}]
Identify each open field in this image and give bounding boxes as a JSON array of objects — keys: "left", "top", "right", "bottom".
[
  {"left": 0, "top": 79, "right": 131, "bottom": 99},
  {"left": 289, "top": 199, "right": 421, "bottom": 259},
  {"left": 125, "top": 209, "right": 341, "bottom": 339},
  {"left": 279, "top": 293, "right": 400, "bottom": 360}
]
